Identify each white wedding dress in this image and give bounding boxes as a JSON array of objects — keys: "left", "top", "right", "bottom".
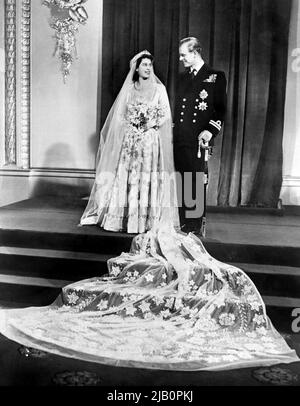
[
  {"left": 0, "top": 51, "right": 298, "bottom": 371},
  {"left": 0, "top": 227, "right": 298, "bottom": 371},
  {"left": 81, "top": 84, "right": 174, "bottom": 233},
  {"left": 80, "top": 51, "right": 179, "bottom": 233}
]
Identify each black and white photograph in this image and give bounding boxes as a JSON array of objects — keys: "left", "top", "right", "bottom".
[{"left": 0, "top": 0, "right": 299, "bottom": 394}]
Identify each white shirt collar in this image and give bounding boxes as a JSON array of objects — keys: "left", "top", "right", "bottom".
[{"left": 190, "top": 60, "right": 205, "bottom": 74}]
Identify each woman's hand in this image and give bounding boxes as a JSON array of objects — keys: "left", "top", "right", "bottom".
[{"left": 145, "top": 118, "right": 158, "bottom": 131}]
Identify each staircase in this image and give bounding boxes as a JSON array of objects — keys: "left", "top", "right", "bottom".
[{"left": 0, "top": 197, "right": 299, "bottom": 332}]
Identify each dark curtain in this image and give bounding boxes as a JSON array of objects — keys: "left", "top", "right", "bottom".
[{"left": 101, "top": 0, "right": 291, "bottom": 207}]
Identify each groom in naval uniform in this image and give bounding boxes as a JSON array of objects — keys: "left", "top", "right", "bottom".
[{"left": 173, "top": 37, "right": 227, "bottom": 235}]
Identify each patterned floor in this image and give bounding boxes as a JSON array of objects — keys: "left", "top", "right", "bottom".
[{"left": 1, "top": 332, "right": 300, "bottom": 387}]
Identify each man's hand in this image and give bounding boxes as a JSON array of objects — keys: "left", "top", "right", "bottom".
[{"left": 198, "top": 130, "right": 213, "bottom": 148}]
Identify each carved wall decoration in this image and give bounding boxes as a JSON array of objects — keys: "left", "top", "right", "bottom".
[
  {"left": 4, "top": 0, "right": 17, "bottom": 165},
  {"left": 21, "top": 0, "right": 31, "bottom": 169},
  {"left": 42, "top": 0, "right": 89, "bottom": 82}
]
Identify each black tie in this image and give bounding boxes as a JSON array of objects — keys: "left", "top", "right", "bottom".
[{"left": 191, "top": 69, "right": 197, "bottom": 79}]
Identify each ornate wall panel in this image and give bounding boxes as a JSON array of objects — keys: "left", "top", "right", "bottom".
[
  {"left": 20, "top": 0, "right": 30, "bottom": 169},
  {"left": 3, "top": 0, "right": 31, "bottom": 169},
  {"left": 4, "top": 0, "right": 17, "bottom": 165}
]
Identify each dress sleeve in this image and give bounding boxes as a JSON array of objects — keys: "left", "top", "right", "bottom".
[
  {"left": 114, "top": 85, "right": 132, "bottom": 125},
  {"left": 157, "top": 84, "right": 172, "bottom": 126},
  {"left": 205, "top": 71, "right": 227, "bottom": 138}
]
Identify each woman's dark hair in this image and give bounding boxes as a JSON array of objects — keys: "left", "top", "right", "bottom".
[{"left": 133, "top": 53, "right": 154, "bottom": 82}]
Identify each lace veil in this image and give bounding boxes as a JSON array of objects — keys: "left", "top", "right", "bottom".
[{"left": 80, "top": 50, "right": 179, "bottom": 229}]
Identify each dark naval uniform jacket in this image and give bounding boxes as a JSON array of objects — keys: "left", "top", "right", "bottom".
[
  {"left": 174, "top": 63, "right": 227, "bottom": 172},
  {"left": 173, "top": 63, "right": 227, "bottom": 232}
]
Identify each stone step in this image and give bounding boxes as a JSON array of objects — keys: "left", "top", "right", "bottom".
[
  {"left": 0, "top": 246, "right": 112, "bottom": 262},
  {"left": 233, "top": 263, "right": 300, "bottom": 276},
  {"left": 0, "top": 273, "right": 72, "bottom": 288},
  {"left": 1, "top": 227, "right": 299, "bottom": 266},
  {"left": 0, "top": 246, "right": 113, "bottom": 280},
  {"left": 0, "top": 283, "right": 61, "bottom": 306},
  {"left": 0, "top": 246, "right": 300, "bottom": 298},
  {"left": 0, "top": 228, "right": 133, "bottom": 256},
  {"left": 263, "top": 295, "right": 300, "bottom": 308},
  {"left": 263, "top": 295, "right": 300, "bottom": 332},
  {"left": 229, "top": 263, "right": 300, "bottom": 298}
]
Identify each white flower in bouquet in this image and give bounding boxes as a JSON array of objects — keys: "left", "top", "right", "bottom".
[{"left": 126, "top": 102, "right": 165, "bottom": 131}]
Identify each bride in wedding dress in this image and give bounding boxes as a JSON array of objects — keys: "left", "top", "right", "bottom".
[
  {"left": 80, "top": 51, "right": 179, "bottom": 233},
  {"left": 0, "top": 51, "right": 298, "bottom": 371}
]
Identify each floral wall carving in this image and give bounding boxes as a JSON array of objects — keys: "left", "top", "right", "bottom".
[
  {"left": 4, "top": 0, "right": 16, "bottom": 165},
  {"left": 3, "top": 0, "right": 31, "bottom": 169},
  {"left": 42, "top": 0, "right": 88, "bottom": 82},
  {"left": 21, "top": 0, "right": 31, "bottom": 169}
]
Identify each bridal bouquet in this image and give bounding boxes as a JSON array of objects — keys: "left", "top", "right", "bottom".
[{"left": 125, "top": 101, "right": 165, "bottom": 132}]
